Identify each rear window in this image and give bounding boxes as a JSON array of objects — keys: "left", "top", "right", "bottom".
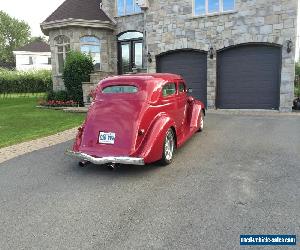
[{"left": 102, "top": 85, "right": 138, "bottom": 94}]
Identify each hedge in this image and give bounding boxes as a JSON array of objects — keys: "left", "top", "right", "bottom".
[{"left": 0, "top": 69, "right": 52, "bottom": 94}]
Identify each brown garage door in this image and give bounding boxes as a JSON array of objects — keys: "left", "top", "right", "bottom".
[
  {"left": 156, "top": 50, "right": 207, "bottom": 106},
  {"left": 217, "top": 44, "right": 281, "bottom": 109}
]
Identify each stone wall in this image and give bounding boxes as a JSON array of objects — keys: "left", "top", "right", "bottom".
[
  {"left": 48, "top": 26, "right": 116, "bottom": 90},
  {"left": 112, "top": 0, "right": 298, "bottom": 111}
]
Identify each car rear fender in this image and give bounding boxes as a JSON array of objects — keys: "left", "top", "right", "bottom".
[
  {"left": 135, "top": 114, "right": 176, "bottom": 164},
  {"left": 190, "top": 100, "right": 205, "bottom": 128}
]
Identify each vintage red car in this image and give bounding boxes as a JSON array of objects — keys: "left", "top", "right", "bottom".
[{"left": 66, "top": 73, "right": 205, "bottom": 167}]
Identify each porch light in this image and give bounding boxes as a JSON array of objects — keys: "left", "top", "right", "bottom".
[
  {"left": 209, "top": 46, "right": 214, "bottom": 59},
  {"left": 287, "top": 39, "right": 293, "bottom": 53},
  {"left": 147, "top": 52, "right": 152, "bottom": 63}
]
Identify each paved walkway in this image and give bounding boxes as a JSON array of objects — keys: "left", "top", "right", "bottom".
[{"left": 0, "top": 127, "right": 78, "bottom": 164}]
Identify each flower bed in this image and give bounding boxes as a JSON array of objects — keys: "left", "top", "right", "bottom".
[{"left": 39, "top": 100, "right": 79, "bottom": 107}]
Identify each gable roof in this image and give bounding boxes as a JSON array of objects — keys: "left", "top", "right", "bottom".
[
  {"left": 43, "top": 0, "right": 111, "bottom": 23},
  {"left": 14, "top": 41, "right": 50, "bottom": 53}
]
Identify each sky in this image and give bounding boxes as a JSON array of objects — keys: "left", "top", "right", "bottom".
[
  {"left": 0, "top": 0, "right": 65, "bottom": 37},
  {"left": 0, "top": 0, "right": 300, "bottom": 59}
]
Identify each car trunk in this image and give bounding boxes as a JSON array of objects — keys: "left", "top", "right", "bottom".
[{"left": 79, "top": 97, "right": 146, "bottom": 157}]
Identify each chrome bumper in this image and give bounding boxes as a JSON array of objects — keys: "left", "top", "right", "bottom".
[{"left": 65, "top": 150, "right": 145, "bottom": 165}]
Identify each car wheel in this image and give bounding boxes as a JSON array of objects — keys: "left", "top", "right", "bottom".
[
  {"left": 161, "top": 128, "right": 175, "bottom": 166},
  {"left": 198, "top": 110, "right": 204, "bottom": 132}
]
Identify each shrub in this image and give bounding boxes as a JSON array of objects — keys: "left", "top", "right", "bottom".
[
  {"left": 46, "top": 90, "right": 69, "bottom": 102},
  {"left": 63, "top": 51, "right": 94, "bottom": 106},
  {"left": 0, "top": 69, "right": 52, "bottom": 94}
]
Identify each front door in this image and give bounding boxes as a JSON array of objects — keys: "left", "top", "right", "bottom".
[{"left": 118, "top": 31, "right": 143, "bottom": 74}]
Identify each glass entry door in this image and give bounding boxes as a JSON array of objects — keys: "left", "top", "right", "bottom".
[{"left": 118, "top": 31, "right": 143, "bottom": 74}]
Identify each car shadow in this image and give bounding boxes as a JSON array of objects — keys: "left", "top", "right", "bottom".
[{"left": 69, "top": 160, "right": 163, "bottom": 178}]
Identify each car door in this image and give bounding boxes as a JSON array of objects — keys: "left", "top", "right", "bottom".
[
  {"left": 176, "top": 81, "right": 188, "bottom": 135},
  {"left": 161, "top": 82, "right": 177, "bottom": 124}
]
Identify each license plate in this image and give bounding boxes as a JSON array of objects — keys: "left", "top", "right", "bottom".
[{"left": 99, "top": 132, "right": 115, "bottom": 144}]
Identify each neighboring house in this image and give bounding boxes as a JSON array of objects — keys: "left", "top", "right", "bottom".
[
  {"left": 41, "top": 0, "right": 298, "bottom": 111},
  {"left": 13, "top": 41, "right": 52, "bottom": 71}
]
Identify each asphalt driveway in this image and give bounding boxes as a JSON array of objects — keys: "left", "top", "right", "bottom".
[{"left": 0, "top": 113, "right": 299, "bottom": 250}]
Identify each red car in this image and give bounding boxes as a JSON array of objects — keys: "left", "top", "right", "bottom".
[{"left": 66, "top": 73, "right": 205, "bottom": 168}]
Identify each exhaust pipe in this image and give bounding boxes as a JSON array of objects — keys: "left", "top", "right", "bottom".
[
  {"left": 78, "top": 161, "right": 90, "bottom": 167},
  {"left": 107, "top": 163, "right": 117, "bottom": 170}
]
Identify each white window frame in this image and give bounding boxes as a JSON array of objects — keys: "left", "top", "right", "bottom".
[
  {"left": 193, "top": 0, "right": 235, "bottom": 16},
  {"left": 55, "top": 36, "right": 70, "bottom": 75},
  {"left": 116, "top": 0, "right": 141, "bottom": 16}
]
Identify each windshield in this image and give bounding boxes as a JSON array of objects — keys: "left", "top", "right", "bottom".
[{"left": 102, "top": 85, "right": 138, "bottom": 94}]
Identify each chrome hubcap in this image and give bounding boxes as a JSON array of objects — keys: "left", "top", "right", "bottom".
[
  {"left": 200, "top": 115, "right": 204, "bottom": 130},
  {"left": 165, "top": 131, "right": 174, "bottom": 161}
]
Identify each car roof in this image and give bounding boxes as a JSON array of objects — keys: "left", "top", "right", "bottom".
[{"left": 102, "top": 73, "right": 183, "bottom": 83}]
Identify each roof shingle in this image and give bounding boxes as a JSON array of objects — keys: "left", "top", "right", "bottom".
[{"left": 43, "top": 0, "right": 111, "bottom": 23}]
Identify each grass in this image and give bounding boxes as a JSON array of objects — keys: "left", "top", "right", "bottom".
[{"left": 0, "top": 97, "right": 85, "bottom": 148}]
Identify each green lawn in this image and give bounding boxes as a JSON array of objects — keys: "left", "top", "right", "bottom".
[{"left": 0, "top": 97, "right": 85, "bottom": 148}]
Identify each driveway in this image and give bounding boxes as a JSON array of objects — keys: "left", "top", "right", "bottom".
[{"left": 0, "top": 113, "right": 299, "bottom": 250}]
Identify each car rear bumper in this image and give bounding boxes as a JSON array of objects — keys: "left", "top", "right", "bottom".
[{"left": 65, "top": 150, "right": 145, "bottom": 165}]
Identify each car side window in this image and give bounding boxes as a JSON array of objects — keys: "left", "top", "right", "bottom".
[
  {"left": 179, "top": 82, "right": 186, "bottom": 93},
  {"left": 162, "top": 83, "right": 176, "bottom": 97}
]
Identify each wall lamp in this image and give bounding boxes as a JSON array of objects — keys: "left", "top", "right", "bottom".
[
  {"left": 287, "top": 39, "right": 293, "bottom": 53},
  {"left": 147, "top": 52, "right": 153, "bottom": 63},
  {"left": 209, "top": 46, "right": 214, "bottom": 59}
]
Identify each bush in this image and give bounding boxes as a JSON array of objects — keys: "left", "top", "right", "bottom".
[
  {"left": 63, "top": 51, "right": 94, "bottom": 106},
  {"left": 46, "top": 90, "right": 69, "bottom": 102},
  {"left": 0, "top": 69, "right": 52, "bottom": 94}
]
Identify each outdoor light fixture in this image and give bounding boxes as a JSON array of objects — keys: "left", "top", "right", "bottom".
[
  {"left": 287, "top": 39, "right": 293, "bottom": 53},
  {"left": 147, "top": 52, "right": 152, "bottom": 63},
  {"left": 209, "top": 46, "right": 214, "bottom": 59}
]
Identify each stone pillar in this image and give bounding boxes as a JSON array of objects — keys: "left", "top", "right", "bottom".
[{"left": 207, "top": 54, "right": 216, "bottom": 109}]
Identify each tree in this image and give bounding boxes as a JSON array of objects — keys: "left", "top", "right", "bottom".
[
  {"left": 0, "top": 11, "right": 31, "bottom": 68},
  {"left": 63, "top": 51, "right": 94, "bottom": 106},
  {"left": 29, "top": 36, "right": 48, "bottom": 43}
]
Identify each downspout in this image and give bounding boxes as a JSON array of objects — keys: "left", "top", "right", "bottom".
[
  {"left": 144, "top": 9, "right": 149, "bottom": 73},
  {"left": 143, "top": 9, "right": 149, "bottom": 73}
]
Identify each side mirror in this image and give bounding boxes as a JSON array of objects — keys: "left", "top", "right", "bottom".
[{"left": 188, "top": 88, "right": 193, "bottom": 94}]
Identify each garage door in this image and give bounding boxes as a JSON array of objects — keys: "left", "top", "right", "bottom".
[
  {"left": 217, "top": 44, "right": 281, "bottom": 109},
  {"left": 157, "top": 50, "right": 207, "bottom": 106}
]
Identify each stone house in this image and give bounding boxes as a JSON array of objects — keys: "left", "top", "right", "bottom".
[{"left": 41, "top": 0, "right": 298, "bottom": 111}]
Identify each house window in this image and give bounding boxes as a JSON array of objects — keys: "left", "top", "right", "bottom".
[
  {"left": 55, "top": 35, "right": 70, "bottom": 74},
  {"left": 117, "top": 0, "right": 141, "bottom": 16},
  {"left": 29, "top": 56, "right": 33, "bottom": 65},
  {"left": 80, "top": 36, "right": 101, "bottom": 70},
  {"left": 194, "top": 0, "right": 235, "bottom": 16},
  {"left": 48, "top": 57, "right": 51, "bottom": 65}
]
